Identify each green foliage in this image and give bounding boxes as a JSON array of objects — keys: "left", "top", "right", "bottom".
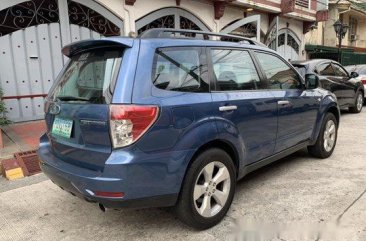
[{"left": 0, "top": 88, "right": 11, "bottom": 126}]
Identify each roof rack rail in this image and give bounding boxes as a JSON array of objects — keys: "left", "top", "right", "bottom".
[{"left": 138, "top": 28, "right": 264, "bottom": 46}]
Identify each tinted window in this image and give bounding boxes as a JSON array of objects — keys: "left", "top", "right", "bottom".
[
  {"left": 318, "top": 63, "right": 334, "bottom": 76},
  {"left": 152, "top": 47, "right": 209, "bottom": 92},
  {"left": 211, "top": 49, "right": 261, "bottom": 91},
  {"left": 333, "top": 64, "right": 349, "bottom": 77},
  {"left": 255, "top": 52, "right": 301, "bottom": 89}
]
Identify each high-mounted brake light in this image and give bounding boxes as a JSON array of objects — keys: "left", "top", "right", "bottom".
[{"left": 109, "top": 105, "right": 159, "bottom": 148}]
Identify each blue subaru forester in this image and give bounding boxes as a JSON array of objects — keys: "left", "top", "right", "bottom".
[{"left": 39, "top": 29, "right": 340, "bottom": 229}]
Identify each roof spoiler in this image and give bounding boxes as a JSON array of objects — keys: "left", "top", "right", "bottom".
[{"left": 62, "top": 38, "right": 134, "bottom": 57}]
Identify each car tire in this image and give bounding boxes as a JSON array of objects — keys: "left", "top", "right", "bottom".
[
  {"left": 308, "top": 112, "right": 338, "bottom": 159},
  {"left": 349, "top": 91, "right": 363, "bottom": 113},
  {"left": 175, "top": 148, "right": 236, "bottom": 230}
]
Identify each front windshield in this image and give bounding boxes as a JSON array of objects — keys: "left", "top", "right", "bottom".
[{"left": 50, "top": 49, "right": 122, "bottom": 104}]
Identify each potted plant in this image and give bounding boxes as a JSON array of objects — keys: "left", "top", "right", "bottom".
[{"left": 0, "top": 88, "right": 11, "bottom": 148}]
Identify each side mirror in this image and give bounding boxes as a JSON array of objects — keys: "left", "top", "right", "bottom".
[
  {"left": 305, "top": 74, "right": 319, "bottom": 89},
  {"left": 350, "top": 71, "right": 359, "bottom": 78}
]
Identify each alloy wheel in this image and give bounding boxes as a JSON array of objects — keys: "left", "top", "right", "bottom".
[
  {"left": 357, "top": 94, "right": 363, "bottom": 111},
  {"left": 323, "top": 119, "right": 336, "bottom": 152},
  {"left": 193, "top": 161, "right": 231, "bottom": 218}
]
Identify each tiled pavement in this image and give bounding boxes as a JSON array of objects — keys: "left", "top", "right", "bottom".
[{"left": 0, "top": 120, "right": 46, "bottom": 159}]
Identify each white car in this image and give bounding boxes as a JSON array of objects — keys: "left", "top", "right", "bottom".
[{"left": 345, "top": 65, "right": 366, "bottom": 98}]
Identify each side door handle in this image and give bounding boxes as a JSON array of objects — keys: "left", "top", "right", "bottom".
[
  {"left": 219, "top": 105, "right": 237, "bottom": 112},
  {"left": 277, "top": 100, "right": 291, "bottom": 106}
]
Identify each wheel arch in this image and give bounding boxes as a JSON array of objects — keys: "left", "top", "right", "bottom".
[
  {"left": 327, "top": 105, "right": 340, "bottom": 126},
  {"left": 188, "top": 139, "right": 240, "bottom": 176},
  {"left": 310, "top": 99, "right": 340, "bottom": 146},
  {"left": 176, "top": 138, "right": 241, "bottom": 202}
]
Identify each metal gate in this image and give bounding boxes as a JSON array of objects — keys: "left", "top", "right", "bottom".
[
  {"left": 264, "top": 16, "right": 301, "bottom": 61},
  {"left": 0, "top": 0, "right": 123, "bottom": 122}
]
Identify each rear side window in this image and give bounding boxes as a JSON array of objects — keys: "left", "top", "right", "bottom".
[
  {"left": 255, "top": 52, "right": 302, "bottom": 90},
  {"left": 152, "top": 47, "right": 209, "bottom": 92},
  {"left": 318, "top": 63, "right": 334, "bottom": 76},
  {"left": 50, "top": 49, "right": 122, "bottom": 104},
  {"left": 211, "top": 49, "right": 261, "bottom": 91}
]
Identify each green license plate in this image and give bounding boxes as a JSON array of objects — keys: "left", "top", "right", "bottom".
[{"left": 52, "top": 117, "right": 73, "bottom": 138}]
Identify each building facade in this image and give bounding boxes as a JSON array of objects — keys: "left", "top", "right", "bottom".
[
  {"left": 0, "top": 0, "right": 328, "bottom": 122},
  {"left": 305, "top": 0, "right": 366, "bottom": 60}
]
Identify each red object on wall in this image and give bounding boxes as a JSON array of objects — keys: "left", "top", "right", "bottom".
[
  {"left": 281, "top": 0, "right": 295, "bottom": 14},
  {"left": 316, "top": 10, "right": 329, "bottom": 22},
  {"left": 213, "top": 1, "right": 227, "bottom": 20},
  {"left": 125, "top": 0, "right": 136, "bottom": 6}
]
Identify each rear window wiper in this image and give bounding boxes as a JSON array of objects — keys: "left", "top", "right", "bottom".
[{"left": 56, "top": 96, "right": 90, "bottom": 102}]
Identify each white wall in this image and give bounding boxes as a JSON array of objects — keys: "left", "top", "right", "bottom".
[
  {"left": 95, "top": 0, "right": 270, "bottom": 36},
  {"left": 94, "top": 0, "right": 306, "bottom": 59}
]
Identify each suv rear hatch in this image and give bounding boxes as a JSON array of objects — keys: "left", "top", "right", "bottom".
[{"left": 44, "top": 39, "right": 132, "bottom": 171}]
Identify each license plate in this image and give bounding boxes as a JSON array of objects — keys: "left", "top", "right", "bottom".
[{"left": 52, "top": 117, "right": 73, "bottom": 138}]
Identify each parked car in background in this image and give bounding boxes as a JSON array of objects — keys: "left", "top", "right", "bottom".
[
  {"left": 345, "top": 65, "right": 366, "bottom": 99},
  {"left": 292, "top": 59, "right": 364, "bottom": 113},
  {"left": 39, "top": 29, "right": 340, "bottom": 229}
]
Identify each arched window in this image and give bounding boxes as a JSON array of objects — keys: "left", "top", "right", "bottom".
[
  {"left": 219, "top": 15, "right": 262, "bottom": 42},
  {"left": 268, "top": 29, "right": 300, "bottom": 53},
  {"left": 0, "top": 0, "right": 59, "bottom": 37},
  {"left": 268, "top": 28, "right": 301, "bottom": 61},
  {"left": 221, "top": 20, "right": 256, "bottom": 38},
  {"left": 136, "top": 7, "right": 210, "bottom": 35},
  {"left": 287, "top": 33, "right": 299, "bottom": 53},
  {"left": 68, "top": 1, "right": 121, "bottom": 36},
  {"left": 0, "top": 0, "right": 123, "bottom": 37}
]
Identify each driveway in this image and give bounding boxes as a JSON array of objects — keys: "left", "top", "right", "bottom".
[{"left": 0, "top": 110, "right": 365, "bottom": 241}]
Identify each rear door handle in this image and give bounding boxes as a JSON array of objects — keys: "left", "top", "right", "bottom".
[
  {"left": 219, "top": 105, "right": 237, "bottom": 112},
  {"left": 277, "top": 100, "right": 291, "bottom": 105}
]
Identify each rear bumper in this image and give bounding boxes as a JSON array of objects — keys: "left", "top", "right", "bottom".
[
  {"left": 38, "top": 135, "right": 192, "bottom": 209},
  {"left": 39, "top": 159, "right": 176, "bottom": 209}
]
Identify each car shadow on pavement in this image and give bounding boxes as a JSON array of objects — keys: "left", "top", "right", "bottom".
[
  {"left": 89, "top": 148, "right": 315, "bottom": 231},
  {"left": 236, "top": 148, "right": 311, "bottom": 187}
]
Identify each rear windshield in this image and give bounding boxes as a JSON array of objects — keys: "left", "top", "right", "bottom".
[{"left": 50, "top": 49, "right": 122, "bottom": 104}]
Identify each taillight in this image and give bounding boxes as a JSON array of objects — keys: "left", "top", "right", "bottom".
[
  {"left": 109, "top": 105, "right": 159, "bottom": 148},
  {"left": 361, "top": 79, "right": 366, "bottom": 85}
]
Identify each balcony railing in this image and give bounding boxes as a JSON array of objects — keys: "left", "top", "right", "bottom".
[{"left": 295, "top": 0, "right": 310, "bottom": 8}]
